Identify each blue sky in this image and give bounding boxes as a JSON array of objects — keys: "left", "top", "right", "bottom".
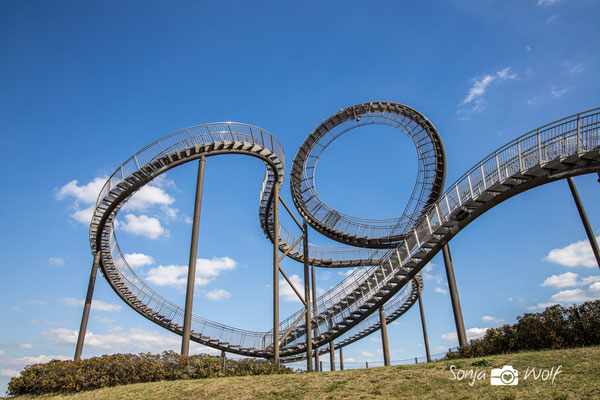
[{"left": 1, "top": 0, "right": 600, "bottom": 392}]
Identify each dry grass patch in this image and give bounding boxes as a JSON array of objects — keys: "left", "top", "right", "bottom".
[{"left": 6, "top": 346, "right": 599, "bottom": 400}]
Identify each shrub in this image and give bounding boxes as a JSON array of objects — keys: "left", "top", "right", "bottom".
[
  {"left": 7, "top": 351, "right": 292, "bottom": 396},
  {"left": 445, "top": 300, "right": 600, "bottom": 360}
]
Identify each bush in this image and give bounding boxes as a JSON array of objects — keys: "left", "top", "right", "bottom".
[
  {"left": 7, "top": 351, "right": 292, "bottom": 396},
  {"left": 445, "top": 300, "right": 600, "bottom": 360}
]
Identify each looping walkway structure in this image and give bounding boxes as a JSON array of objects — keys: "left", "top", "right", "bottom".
[{"left": 81, "top": 103, "right": 600, "bottom": 364}]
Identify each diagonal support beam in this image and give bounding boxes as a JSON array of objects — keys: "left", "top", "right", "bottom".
[
  {"left": 567, "top": 177, "right": 600, "bottom": 269},
  {"left": 182, "top": 155, "right": 205, "bottom": 356},
  {"left": 279, "top": 265, "right": 307, "bottom": 307},
  {"left": 279, "top": 309, "right": 307, "bottom": 346},
  {"left": 279, "top": 236, "right": 303, "bottom": 263},
  {"left": 279, "top": 196, "right": 303, "bottom": 230}
]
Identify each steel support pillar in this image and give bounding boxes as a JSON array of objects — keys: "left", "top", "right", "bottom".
[
  {"left": 329, "top": 341, "right": 335, "bottom": 371},
  {"left": 339, "top": 347, "right": 344, "bottom": 371},
  {"left": 442, "top": 244, "right": 467, "bottom": 347},
  {"left": 303, "top": 220, "right": 312, "bottom": 371},
  {"left": 311, "top": 263, "right": 319, "bottom": 371},
  {"left": 379, "top": 306, "right": 390, "bottom": 366},
  {"left": 182, "top": 155, "right": 205, "bottom": 356},
  {"left": 74, "top": 251, "right": 101, "bottom": 361},
  {"left": 567, "top": 177, "right": 600, "bottom": 269},
  {"left": 273, "top": 184, "right": 280, "bottom": 365},
  {"left": 416, "top": 285, "right": 431, "bottom": 362}
]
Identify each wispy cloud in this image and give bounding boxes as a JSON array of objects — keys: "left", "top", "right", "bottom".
[
  {"left": 551, "top": 87, "right": 568, "bottom": 98},
  {"left": 458, "top": 67, "right": 517, "bottom": 118},
  {"left": 206, "top": 288, "right": 232, "bottom": 301},
  {"left": 48, "top": 257, "right": 64, "bottom": 266},
  {"left": 537, "top": 0, "right": 561, "bottom": 5}
]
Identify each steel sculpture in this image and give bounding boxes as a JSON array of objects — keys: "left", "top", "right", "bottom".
[{"left": 75, "top": 103, "right": 600, "bottom": 367}]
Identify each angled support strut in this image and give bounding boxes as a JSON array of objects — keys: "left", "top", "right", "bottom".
[
  {"left": 74, "top": 251, "right": 101, "bottom": 361},
  {"left": 182, "top": 155, "right": 206, "bottom": 356},
  {"left": 567, "top": 177, "right": 600, "bottom": 269}
]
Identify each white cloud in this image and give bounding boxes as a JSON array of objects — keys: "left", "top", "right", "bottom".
[
  {"left": 146, "top": 257, "right": 237, "bottom": 289},
  {"left": 280, "top": 274, "right": 305, "bottom": 303},
  {"left": 550, "top": 288, "right": 595, "bottom": 303},
  {"left": 361, "top": 351, "right": 375, "bottom": 357},
  {"left": 369, "top": 337, "right": 381, "bottom": 343},
  {"left": 56, "top": 177, "right": 107, "bottom": 204},
  {"left": 442, "top": 327, "right": 488, "bottom": 342},
  {"left": 528, "top": 281, "right": 600, "bottom": 310},
  {"left": 18, "top": 344, "right": 33, "bottom": 349},
  {"left": 72, "top": 204, "right": 95, "bottom": 225},
  {"left": 124, "top": 185, "right": 174, "bottom": 211},
  {"left": 206, "top": 288, "right": 231, "bottom": 301},
  {"left": 434, "top": 286, "right": 447, "bottom": 294},
  {"left": 581, "top": 276, "right": 600, "bottom": 285},
  {"left": 546, "top": 14, "right": 557, "bottom": 23},
  {"left": 544, "top": 236, "right": 600, "bottom": 267},
  {"left": 551, "top": 87, "right": 568, "bottom": 98},
  {"left": 10, "top": 306, "right": 22, "bottom": 312},
  {"left": 28, "top": 299, "right": 47, "bottom": 305},
  {"left": 120, "top": 214, "right": 167, "bottom": 239},
  {"left": 0, "top": 350, "right": 4, "bottom": 356},
  {"left": 0, "top": 369, "right": 20, "bottom": 378},
  {"left": 56, "top": 176, "right": 180, "bottom": 226},
  {"left": 562, "top": 60, "right": 584, "bottom": 74},
  {"left": 0, "top": 354, "right": 71, "bottom": 379},
  {"left": 482, "top": 316, "right": 504, "bottom": 324},
  {"left": 61, "top": 297, "right": 122, "bottom": 312},
  {"left": 94, "top": 316, "right": 115, "bottom": 324},
  {"left": 48, "top": 257, "right": 64, "bottom": 266},
  {"left": 541, "top": 272, "right": 580, "bottom": 288},
  {"left": 537, "top": 0, "right": 560, "bottom": 5},
  {"left": 42, "top": 327, "right": 218, "bottom": 355},
  {"left": 146, "top": 265, "right": 210, "bottom": 288},
  {"left": 462, "top": 68, "right": 516, "bottom": 104},
  {"left": 458, "top": 67, "right": 517, "bottom": 118},
  {"left": 124, "top": 253, "right": 155, "bottom": 269}
]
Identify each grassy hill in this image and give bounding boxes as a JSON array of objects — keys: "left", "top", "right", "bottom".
[{"left": 7, "top": 346, "right": 599, "bottom": 400}]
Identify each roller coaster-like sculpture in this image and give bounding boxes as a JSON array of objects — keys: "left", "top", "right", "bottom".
[{"left": 74, "top": 102, "right": 600, "bottom": 371}]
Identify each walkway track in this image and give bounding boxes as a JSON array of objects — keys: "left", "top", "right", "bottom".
[{"left": 90, "top": 109, "right": 600, "bottom": 358}]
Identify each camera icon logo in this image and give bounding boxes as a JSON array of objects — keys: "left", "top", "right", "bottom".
[{"left": 490, "top": 365, "right": 519, "bottom": 386}]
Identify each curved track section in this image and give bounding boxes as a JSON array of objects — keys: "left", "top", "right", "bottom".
[{"left": 90, "top": 108, "right": 600, "bottom": 359}]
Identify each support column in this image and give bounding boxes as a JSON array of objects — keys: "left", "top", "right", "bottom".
[
  {"left": 329, "top": 341, "right": 335, "bottom": 371},
  {"left": 74, "top": 251, "right": 101, "bottom": 361},
  {"left": 273, "top": 184, "right": 280, "bottom": 365},
  {"left": 379, "top": 306, "right": 390, "bottom": 366},
  {"left": 182, "top": 155, "right": 205, "bottom": 356},
  {"left": 567, "top": 177, "right": 600, "bottom": 269},
  {"left": 442, "top": 244, "right": 467, "bottom": 347},
  {"left": 303, "top": 220, "right": 312, "bottom": 371},
  {"left": 311, "top": 264, "right": 319, "bottom": 371},
  {"left": 416, "top": 285, "right": 431, "bottom": 362},
  {"left": 339, "top": 347, "right": 344, "bottom": 371}
]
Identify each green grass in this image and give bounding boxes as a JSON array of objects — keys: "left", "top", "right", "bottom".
[{"left": 7, "top": 347, "right": 600, "bottom": 399}]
